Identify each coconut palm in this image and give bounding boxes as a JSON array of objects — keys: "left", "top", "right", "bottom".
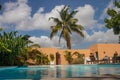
[
  {"left": 49, "top": 6, "right": 84, "bottom": 49},
  {"left": 64, "top": 51, "right": 74, "bottom": 64}
]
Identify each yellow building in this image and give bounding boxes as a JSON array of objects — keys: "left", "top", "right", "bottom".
[{"left": 37, "top": 44, "right": 120, "bottom": 65}]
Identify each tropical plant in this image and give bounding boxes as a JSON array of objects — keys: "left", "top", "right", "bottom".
[
  {"left": 36, "top": 53, "right": 49, "bottom": 65},
  {"left": 0, "top": 31, "right": 31, "bottom": 66},
  {"left": 49, "top": 6, "right": 84, "bottom": 49},
  {"left": 104, "top": 0, "right": 120, "bottom": 43},
  {"left": 0, "top": 28, "right": 2, "bottom": 31},
  {"left": 50, "top": 54, "right": 55, "bottom": 61},
  {"left": 28, "top": 49, "right": 41, "bottom": 60},
  {"left": 64, "top": 51, "right": 74, "bottom": 64},
  {"left": 27, "top": 43, "right": 40, "bottom": 56},
  {"left": 72, "top": 51, "right": 84, "bottom": 64}
]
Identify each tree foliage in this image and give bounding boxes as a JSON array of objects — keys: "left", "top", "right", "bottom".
[
  {"left": 50, "top": 54, "right": 55, "bottom": 61},
  {"left": 64, "top": 51, "right": 73, "bottom": 64},
  {"left": 64, "top": 51, "right": 84, "bottom": 64},
  {"left": 49, "top": 6, "right": 84, "bottom": 49},
  {"left": 72, "top": 51, "right": 84, "bottom": 64},
  {"left": 0, "top": 31, "right": 31, "bottom": 66},
  {"left": 104, "top": 0, "right": 120, "bottom": 43}
]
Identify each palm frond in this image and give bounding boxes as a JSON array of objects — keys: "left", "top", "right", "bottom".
[
  {"left": 71, "top": 27, "right": 84, "bottom": 37},
  {"left": 76, "top": 25, "right": 84, "bottom": 30},
  {"left": 50, "top": 25, "right": 61, "bottom": 39},
  {"left": 59, "top": 6, "right": 69, "bottom": 21},
  {"left": 59, "top": 30, "right": 63, "bottom": 43},
  {"left": 49, "top": 17, "right": 62, "bottom": 26},
  {"left": 29, "top": 44, "right": 41, "bottom": 48},
  {"left": 66, "top": 10, "right": 78, "bottom": 21},
  {"left": 70, "top": 18, "right": 78, "bottom": 24}
]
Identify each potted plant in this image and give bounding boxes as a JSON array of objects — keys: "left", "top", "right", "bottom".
[{"left": 50, "top": 54, "right": 54, "bottom": 65}]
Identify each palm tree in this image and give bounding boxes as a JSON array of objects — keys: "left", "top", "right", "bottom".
[
  {"left": 36, "top": 53, "right": 49, "bottom": 65},
  {"left": 64, "top": 50, "right": 74, "bottom": 64},
  {"left": 49, "top": 6, "right": 84, "bottom": 49}
]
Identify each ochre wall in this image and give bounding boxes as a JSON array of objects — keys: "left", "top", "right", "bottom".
[
  {"left": 58, "top": 49, "right": 90, "bottom": 65},
  {"left": 37, "top": 48, "right": 90, "bottom": 65},
  {"left": 38, "top": 48, "right": 58, "bottom": 64},
  {"left": 89, "top": 44, "right": 98, "bottom": 53},
  {"left": 37, "top": 44, "right": 120, "bottom": 65},
  {"left": 97, "top": 44, "right": 120, "bottom": 60},
  {"left": 89, "top": 44, "right": 120, "bottom": 60}
]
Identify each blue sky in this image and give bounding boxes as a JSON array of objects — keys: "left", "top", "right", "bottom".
[{"left": 0, "top": 0, "right": 119, "bottom": 49}]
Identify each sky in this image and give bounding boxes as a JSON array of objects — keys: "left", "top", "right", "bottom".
[{"left": 0, "top": 0, "right": 119, "bottom": 49}]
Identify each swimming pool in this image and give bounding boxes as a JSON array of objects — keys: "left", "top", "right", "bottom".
[{"left": 0, "top": 64, "right": 120, "bottom": 79}]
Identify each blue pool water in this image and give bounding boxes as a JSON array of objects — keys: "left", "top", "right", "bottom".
[{"left": 0, "top": 64, "right": 120, "bottom": 79}]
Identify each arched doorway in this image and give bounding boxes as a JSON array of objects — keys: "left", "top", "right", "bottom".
[
  {"left": 96, "top": 51, "right": 99, "bottom": 60},
  {"left": 56, "top": 52, "right": 61, "bottom": 65}
]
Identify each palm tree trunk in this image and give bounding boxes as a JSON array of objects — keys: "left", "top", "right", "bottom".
[
  {"left": 66, "top": 40, "right": 71, "bottom": 49},
  {"left": 118, "top": 34, "right": 120, "bottom": 44}
]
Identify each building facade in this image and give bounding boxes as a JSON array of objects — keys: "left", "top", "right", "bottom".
[{"left": 37, "top": 44, "right": 120, "bottom": 65}]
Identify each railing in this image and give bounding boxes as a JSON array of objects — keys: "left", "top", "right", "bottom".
[{"left": 87, "top": 58, "right": 120, "bottom": 64}]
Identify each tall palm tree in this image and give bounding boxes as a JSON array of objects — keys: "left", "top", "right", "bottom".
[{"left": 49, "top": 6, "right": 84, "bottom": 49}]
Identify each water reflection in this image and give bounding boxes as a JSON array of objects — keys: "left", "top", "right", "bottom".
[
  {"left": 56, "top": 66, "right": 61, "bottom": 78},
  {"left": 66, "top": 66, "right": 72, "bottom": 77},
  {"left": 0, "top": 64, "right": 120, "bottom": 79}
]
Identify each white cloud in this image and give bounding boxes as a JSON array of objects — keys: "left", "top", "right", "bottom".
[
  {"left": 0, "top": 0, "right": 97, "bottom": 31},
  {"left": 29, "top": 36, "right": 65, "bottom": 49},
  {"left": 11, "top": 4, "right": 64, "bottom": 30},
  {"left": 100, "top": 0, "right": 114, "bottom": 20},
  {"left": 75, "top": 4, "right": 97, "bottom": 29},
  {"left": 85, "top": 29, "right": 119, "bottom": 43},
  {"left": 68, "top": 29, "right": 119, "bottom": 49},
  {"left": 0, "top": 0, "right": 31, "bottom": 24},
  {"left": 18, "top": 0, "right": 28, "bottom": 3},
  {"left": 0, "top": 0, "right": 119, "bottom": 49}
]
